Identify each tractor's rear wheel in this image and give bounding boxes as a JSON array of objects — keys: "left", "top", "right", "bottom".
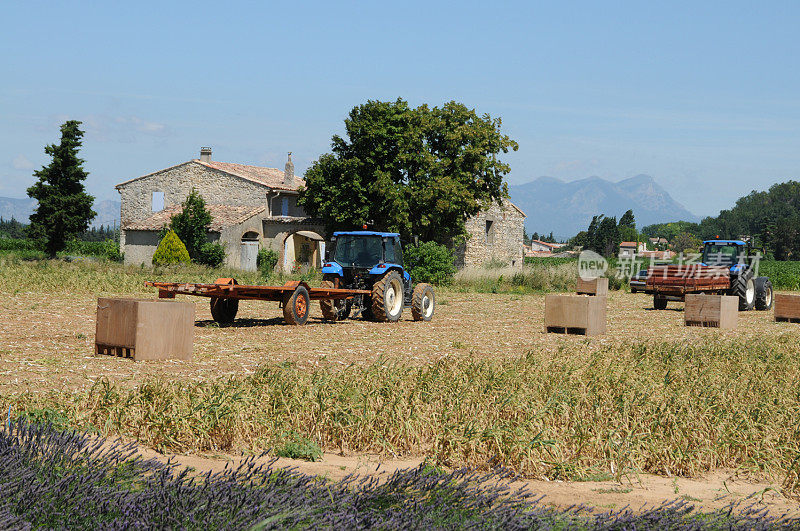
[
  {"left": 411, "top": 283, "right": 435, "bottom": 321},
  {"left": 731, "top": 271, "right": 756, "bottom": 311},
  {"left": 755, "top": 277, "right": 774, "bottom": 311},
  {"left": 210, "top": 297, "right": 239, "bottom": 324},
  {"left": 283, "top": 285, "right": 310, "bottom": 325},
  {"left": 371, "top": 271, "right": 404, "bottom": 322},
  {"left": 654, "top": 295, "right": 668, "bottom": 310}
]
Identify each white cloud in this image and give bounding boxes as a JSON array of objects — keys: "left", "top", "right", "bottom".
[{"left": 12, "top": 154, "right": 34, "bottom": 170}]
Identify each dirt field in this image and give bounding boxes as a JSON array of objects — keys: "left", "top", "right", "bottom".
[
  {"left": 3, "top": 285, "right": 800, "bottom": 514},
  {"left": 2, "top": 288, "right": 799, "bottom": 395}
]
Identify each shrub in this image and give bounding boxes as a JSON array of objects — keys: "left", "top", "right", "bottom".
[
  {"left": 64, "top": 239, "right": 121, "bottom": 261},
  {"left": 197, "top": 242, "right": 225, "bottom": 267},
  {"left": 152, "top": 229, "right": 190, "bottom": 266},
  {"left": 274, "top": 434, "right": 323, "bottom": 462},
  {"left": 0, "top": 237, "right": 39, "bottom": 252},
  {"left": 257, "top": 248, "right": 279, "bottom": 277},
  {"left": 169, "top": 189, "right": 212, "bottom": 261},
  {"left": 404, "top": 241, "right": 456, "bottom": 285}
]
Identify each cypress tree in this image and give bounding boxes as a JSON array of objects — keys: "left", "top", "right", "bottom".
[{"left": 27, "top": 120, "right": 95, "bottom": 257}]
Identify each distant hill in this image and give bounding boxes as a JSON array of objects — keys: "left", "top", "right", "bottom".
[
  {"left": 0, "top": 197, "right": 120, "bottom": 229},
  {"left": 508, "top": 174, "right": 699, "bottom": 240}
]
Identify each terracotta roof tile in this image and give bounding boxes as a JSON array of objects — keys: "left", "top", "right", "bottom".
[
  {"left": 196, "top": 160, "right": 305, "bottom": 191},
  {"left": 116, "top": 160, "right": 304, "bottom": 191},
  {"left": 124, "top": 204, "right": 265, "bottom": 231}
]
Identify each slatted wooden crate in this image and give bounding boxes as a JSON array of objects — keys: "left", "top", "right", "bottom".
[
  {"left": 544, "top": 294, "right": 606, "bottom": 336},
  {"left": 576, "top": 277, "right": 608, "bottom": 296},
  {"left": 95, "top": 298, "right": 195, "bottom": 361},
  {"left": 775, "top": 293, "right": 800, "bottom": 323},
  {"left": 684, "top": 294, "right": 737, "bottom": 329}
]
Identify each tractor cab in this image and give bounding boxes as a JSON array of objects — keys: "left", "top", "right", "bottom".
[
  {"left": 327, "top": 231, "right": 405, "bottom": 270},
  {"left": 700, "top": 240, "right": 749, "bottom": 271},
  {"left": 322, "top": 231, "right": 412, "bottom": 311}
]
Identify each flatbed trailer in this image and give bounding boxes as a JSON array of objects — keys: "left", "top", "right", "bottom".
[
  {"left": 645, "top": 265, "right": 731, "bottom": 309},
  {"left": 145, "top": 278, "right": 371, "bottom": 326}
]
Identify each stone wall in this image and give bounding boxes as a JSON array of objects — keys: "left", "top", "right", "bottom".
[
  {"left": 266, "top": 193, "right": 305, "bottom": 218},
  {"left": 117, "top": 162, "right": 267, "bottom": 226},
  {"left": 121, "top": 230, "right": 161, "bottom": 265},
  {"left": 455, "top": 199, "right": 525, "bottom": 269},
  {"left": 262, "top": 218, "right": 326, "bottom": 272}
]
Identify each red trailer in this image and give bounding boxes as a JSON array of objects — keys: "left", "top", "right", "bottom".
[
  {"left": 645, "top": 265, "right": 731, "bottom": 309},
  {"left": 145, "top": 278, "right": 370, "bottom": 325}
]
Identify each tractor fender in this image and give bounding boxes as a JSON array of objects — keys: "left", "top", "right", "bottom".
[
  {"left": 321, "top": 262, "right": 344, "bottom": 277},
  {"left": 369, "top": 263, "right": 407, "bottom": 282}
]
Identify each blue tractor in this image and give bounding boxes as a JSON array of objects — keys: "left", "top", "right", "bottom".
[
  {"left": 319, "top": 231, "right": 436, "bottom": 322},
  {"left": 647, "top": 239, "right": 773, "bottom": 311},
  {"left": 699, "top": 239, "right": 773, "bottom": 311}
]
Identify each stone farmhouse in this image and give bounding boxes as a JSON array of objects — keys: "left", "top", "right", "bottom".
[
  {"left": 456, "top": 200, "right": 526, "bottom": 268},
  {"left": 116, "top": 148, "right": 526, "bottom": 271}
]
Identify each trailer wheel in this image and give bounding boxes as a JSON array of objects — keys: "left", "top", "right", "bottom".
[
  {"left": 371, "top": 271, "right": 404, "bottom": 322},
  {"left": 411, "top": 283, "right": 435, "bottom": 321},
  {"left": 731, "top": 271, "right": 756, "bottom": 311},
  {"left": 754, "top": 277, "right": 774, "bottom": 311},
  {"left": 654, "top": 295, "right": 668, "bottom": 310},
  {"left": 210, "top": 297, "right": 239, "bottom": 324},
  {"left": 283, "top": 285, "right": 310, "bottom": 325}
]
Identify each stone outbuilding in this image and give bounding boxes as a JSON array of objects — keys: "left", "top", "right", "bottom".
[
  {"left": 116, "top": 147, "right": 526, "bottom": 271},
  {"left": 455, "top": 198, "right": 526, "bottom": 268},
  {"left": 116, "top": 148, "right": 324, "bottom": 272}
]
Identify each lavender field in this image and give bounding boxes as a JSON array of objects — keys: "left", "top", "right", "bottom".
[{"left": 1, "top": 421, "right": 797, "bottom": 530}]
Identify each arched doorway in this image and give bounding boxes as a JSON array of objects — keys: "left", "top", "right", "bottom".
[
  {"left": 240, "top": 231, "right": 259, "bottom": 271},
  {"left": 283, "top": 231, "right": 324, "bottom": 273}
]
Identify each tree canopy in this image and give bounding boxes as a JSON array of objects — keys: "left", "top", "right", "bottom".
[
  {"left": 298, "top": 99, "right": 518, "bottom": 244},
  {"left": 27, "top": 120, "right": 95, "bottom": 257},
  {"left": 569, "top": 210, "right": 642, "bottom": 257},
  {"left": 640, "top": 180, "right": 800, "bottom": 259}
]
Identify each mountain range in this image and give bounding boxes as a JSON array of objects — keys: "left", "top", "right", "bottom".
[
  {"left": 508, "top": 174, "right": 699, "bottom": 240},
  {"left": 2, "top": 174, "right": 694, "bottom": 240},
  {"left": 0, "top": 197, "right": 121, "bottom": 229}
]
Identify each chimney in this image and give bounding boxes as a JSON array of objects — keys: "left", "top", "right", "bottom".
[
  {"left": 284, "top": 152, "right": 294, "bottom": 186},
  {"left": 199, "top": 147, "right": 212, "bottom": 162}
]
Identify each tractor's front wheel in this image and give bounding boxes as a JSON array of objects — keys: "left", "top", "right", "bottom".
[
  {"left": 654, "top": 295, "right": 668, "bottom": 310},
  {"left": 320, "top": 278, "right": 352, "bottom": 321},
  {"left": 371, "top": 271, "right": 404, "bottom": 322},
  {"left": 755, "top": 277, "right": 774, "bottom": 311},
  {"left": 319, "top": 280, "right": 338, "bottom": 321},
  {"left": 411, "top": 283, "right": 435, "bottom": 321},
  {"left": 283, "top": 285, "right": 310, "bottom": 325}
]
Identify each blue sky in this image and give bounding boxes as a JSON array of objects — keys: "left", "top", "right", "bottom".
[{"left": 1, "top": 1, "right": 798, "bottom": 217}]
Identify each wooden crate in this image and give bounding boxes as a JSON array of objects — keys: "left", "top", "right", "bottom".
[
  {"left": 544, "top": 294, "right": 606, "bottom": 336},
  {"left": 95, "top": 298, "right": 195, "bottom": 361},
  {"left": 684, "top": 294, "right": 738, "bottom": 329},
  {"left": 775, "top": 293, "right": 800, "bottom": 323},
  {"left": 576, "top": 277, "right": 608, "bottom": 296}
]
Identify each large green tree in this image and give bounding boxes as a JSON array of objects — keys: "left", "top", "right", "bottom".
[
  {"left": 585, "top": 214, "right": 621, "bottom": 257},
  {"left": 27, "top": 120, "right": 96, "bottom": 257},
  {"left": 299, "top": 99, "right": 518, "bottom": 244}
]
